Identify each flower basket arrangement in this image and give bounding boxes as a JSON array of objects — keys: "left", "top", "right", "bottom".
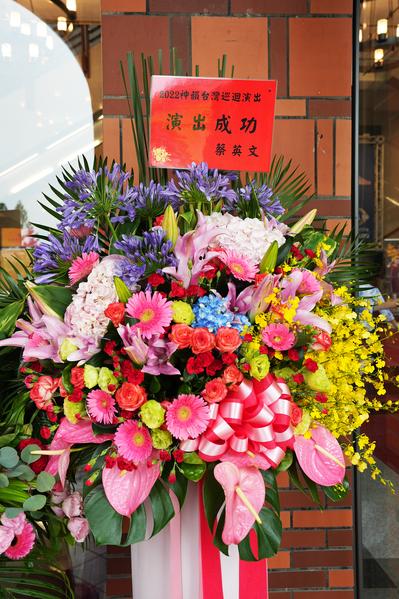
[{"left": 0, "top": 154, "right": 396, "bottom": 595}]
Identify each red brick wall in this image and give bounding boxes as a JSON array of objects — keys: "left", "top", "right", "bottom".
[{"left": 100, "top": 2, "right": 355, "bottom": 597}]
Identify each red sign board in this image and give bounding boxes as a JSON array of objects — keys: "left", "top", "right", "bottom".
[{"left": 149, "top": 76, "right": 276, "bottom": 172}]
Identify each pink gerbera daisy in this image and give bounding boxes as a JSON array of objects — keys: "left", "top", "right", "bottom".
[
  {"left": 68, "top": 252, "right": 99, "bottom": 285},
  {"left": 126, "top": 291, "right": 173, "bottom": 339},
  {"left": 1, "top": 514, "right": 35, "bottom": 560},
  {"left": 220, "top": 250, "right": 258, "bottom": 281},
  {"left": 262, "top": 323, "right": 296, "bottom": 351},
  {"left": 87, "top": 390, "right": 116, "bottom": 424},
  {"left": 114, "top": 420, "right": 152, "bottom": 463},
  {"left": 166, "top": 394, "right": 210, "bottom": 440}
]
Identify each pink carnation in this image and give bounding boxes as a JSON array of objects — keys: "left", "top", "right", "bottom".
[
  {"left": 262, "top": 323, "right": 296, "bottom": 351},
  {"left": 87, "top": 390, "right": 116, "bottom": 424},
  {"left": 126, "top": 291, "right": 173, "bottom": 339},
  {"left": 68, "top": 252, "right": 99, "bottom": 285},
  {"left": 114, "top": 420, "right": 152, "bottom": 463},
  {"left": 166, "top": 394, "right": 210, "bottom": 440}
]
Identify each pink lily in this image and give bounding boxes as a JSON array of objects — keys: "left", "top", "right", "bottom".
[
  {"left": 142, "top": 335, "right": 180, "bottom": 376},
  {"left": 118, "top": 324, "right": 149, "bottom": 365},
  {"left": 163, "top": 212, "right": 220, "bottom": 288}
]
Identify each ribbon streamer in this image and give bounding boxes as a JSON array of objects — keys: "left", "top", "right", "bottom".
[{"left": 181, "top": 374, "right": 294, "bottom": 468}]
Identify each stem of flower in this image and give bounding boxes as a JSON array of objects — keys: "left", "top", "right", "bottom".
[{"left": 235, "top": 486, "right": 262, "bottom": 524}]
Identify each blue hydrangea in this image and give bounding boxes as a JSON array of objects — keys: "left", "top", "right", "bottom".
[
  {"left": 192, "top": 295, "right": 234, "bottom": 333},
  {"left": 231, "top": 313, "right": 251, "bottom": 332}
]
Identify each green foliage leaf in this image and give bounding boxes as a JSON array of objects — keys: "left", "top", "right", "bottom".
[
  {"left": 149, "top": 480, "right": 175, "bottom": 537},
  {"left": 203, "top": 465, "right": 225, "bottom": 531},
  {"left": 23, "top": 494, "right": 47, "bottom": 511},
  {"left": 0, "top": 300, "right": 25, "bottom": 337},
  {"left": 0, "top": 447, "right": 19, "bottom": 469},
  {"left": 61, "top": 363, "right": 74, "bottom": 394},
  {"left": 0, "top": 473, "right": 9, "bottom": 488},
  {"left": 0, "top": 433, "right": 17, "bottom": 448},
  {"left": 36, "top": 472, "right": 56, "bottom": 493},
  {"left": 253, "top": 506, "right": 283, "bottom": 559},
  {"left": 322, "top": 478, "right": 350, "bottom": 502},
  {"left": 7, "top": 464, "right": 35, "bottom": 481},
  {"left": 84, "top": 485, "right": 122, "bottom": 545},
  {"left": 4, "top": 507, "right": 23, "bottom": 519},
  {"left": 179, "top": 452, "right": 206, "bottom": 482},
  {"left": 20, "top": 444, "right": 41, "bottom": 464},
  {"left": 163, "top": 466, "right": 188, "bottom": 509},
  {"left": 26, "top": 283, "right": 73, "bottom": 318},
  {"left": 276, "top": 449, "right": 293, "bottom": 472},
  {"left": 123, "top": 503, "right": 147, "bottom": 545}
]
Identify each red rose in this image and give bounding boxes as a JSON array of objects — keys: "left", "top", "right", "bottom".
[
  {"left": 292, "top": 373, "right": 304, "bottom": 384},
  {"left": 223, "top": 364, "right": 243, "bottom": 386},
  {"left": 315, "top": 392, "right": 328, "bottom": 403},
  {"left": 186, "top": 357, "right": 203, "bottom": 375},
  {"left": 186, "top": 285, "right": 206, "bottom": 297},
  {"left": 206, "top": 359, "right": 223, "bottom": 376},
  {"left": 148, "top": 273, "right": 165, "bottom": 287},
  {"left": 68, "top": 388, "right": 83, "bottom": 403},
  {"left": 202, "top": 378, "right": 228, "bottom": 403},
  {"left": 121, "top": 361, "right": 145, "bottom": 385},
  {"left": 312, "top": 332, "right": 332, "bottom": 352},
  {"left": 304, "top": 358, "right": 318, "bottom": 372},
  {"left": 191, "top": 328, "right": 215, "bottom": 354},
  {"left": 222, "top": 353, "right": 237, "bottom": 365},
  {"left": 305, "top": 249, "right": 316, "bottom": 259},
  {"left": 18, "top": 438, "right": 48, "bottom": 474},
  {"left": 169, "top": 324, "right": 193, "bottom": 349},
  {"left": 291, "top": 404, "right": 303, "bottom": 427},
  {"left": 104, "top": 302, "right": 125, "bottom": 327},
  {"left": 196, "top": 351, "right": 214, "bottom": 369},
  {"left": 40, "top": 426, "right": 51, "bottom": 440},
  {"left": 215, "top": 327, "right": 242, "bottom": 353},
  {"left": 115, "top": 382, "right": 147, "bottom": 411},
  {"left": 71, "top": 367, "right": 85, "bottom": 389},
  {"left": 288, "top": 348, "right": 300, "bottom": 361},
  {"left": 170, "top": 282, "right": 185, "bottom": 298},
  {"left": 30, "top": 376, "right": 58, "bottom": 410}
]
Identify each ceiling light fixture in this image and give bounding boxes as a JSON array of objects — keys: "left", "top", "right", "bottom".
[
  {"left": 374, "top": 48, "right": 384, "bottom": 67},
  {"left": 9, "top": 12, "right": 21, "bottom": 28},
  {"left": 1, "top": 43, "right": 12, "bottom": 59},
  {"left": 66, "top": 0, "right": 77, "bottom": 11},
  {"left": 57, "top": 16, "right": 67, "bottom": 31},
  {"left": 377, "top": 18, "right": 388, "bottom": 41},
  {"left": 20, "top": 23, "right": 31, "bottom": 36}
]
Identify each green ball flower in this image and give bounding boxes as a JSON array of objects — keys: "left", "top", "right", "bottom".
[
  {"left": 59, "top": 338, "right": 78, "bottom": 361},
  {"left": 249, "top": 354, "right": 270, "bottom": 381},
  {"left": 98, "top": 367, "right": 118, "bottom": 393},
  {"left": 151, "top": 428, "right": 172, "bottom": 449},
  {"left": 172, "top": 301, "right": 195, "bottom": 325},
  {"left": 304, "top": 364, "right": 331, "bottom": 392},
  {"left": 84, "top": 365, "right": 100, "bottom": 389},
  {"left": 140, "top": 400, "right": 165, "bottom": 429}
]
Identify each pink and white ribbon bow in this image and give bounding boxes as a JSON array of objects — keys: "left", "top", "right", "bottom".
[{"left": 181, "top": 374, "right": 294, "bottom": 468}]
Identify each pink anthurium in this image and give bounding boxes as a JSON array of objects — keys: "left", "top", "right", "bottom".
[
  {"left": 214, "top": 462, "right": 265, "bottom": 545},
  {"left": 46, "top": 419, "right": 113, "bottom": 486},
  {"left": 102, "top": 462, "right": 160, "bottom": 517},
  {"left": 294, "top": 425, "right": 345, "bottom": 487}
]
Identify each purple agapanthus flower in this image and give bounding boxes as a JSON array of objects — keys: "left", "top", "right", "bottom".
[
  {"left": 57, "top": 164, "right": 136, "bottom": 230},
  {"left": 164, "top": 162, "right": 237, "bottom": 206},
  {"left": 33, "top": 231, "right": 99, "bottom": 283},
  {"left": 132, "top": 181, "right": 180, "bottom": 218},
  {"left": 224, "top": 180, "right": 284, "bottom": 218},
  {"left": 114, "top": 229, "right": 177, "bottom": 289}
]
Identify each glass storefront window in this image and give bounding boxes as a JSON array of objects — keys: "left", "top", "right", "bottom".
[{"left": 357, "top": 0, "right": 399, "bottom": 596}]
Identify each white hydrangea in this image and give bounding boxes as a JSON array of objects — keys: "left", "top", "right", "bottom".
[
  {"left": 203, "top": 212, "right": 288, "bottom": 264},
  {"left": 65, "top": 255, "right": 122, "bottom": 343}
]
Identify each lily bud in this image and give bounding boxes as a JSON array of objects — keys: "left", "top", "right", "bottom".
[
  {"left": 162, "top": 205, "right": 179, "bottom": 247},
  {"left": 114, "top": 276, "right": 132, "bottom": 302},
  {"left": 289, "top": 209, "right": 317, "bottom": 236},
  {"left": 259, "top": 240, "right": 278, "bottom": 273}
]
